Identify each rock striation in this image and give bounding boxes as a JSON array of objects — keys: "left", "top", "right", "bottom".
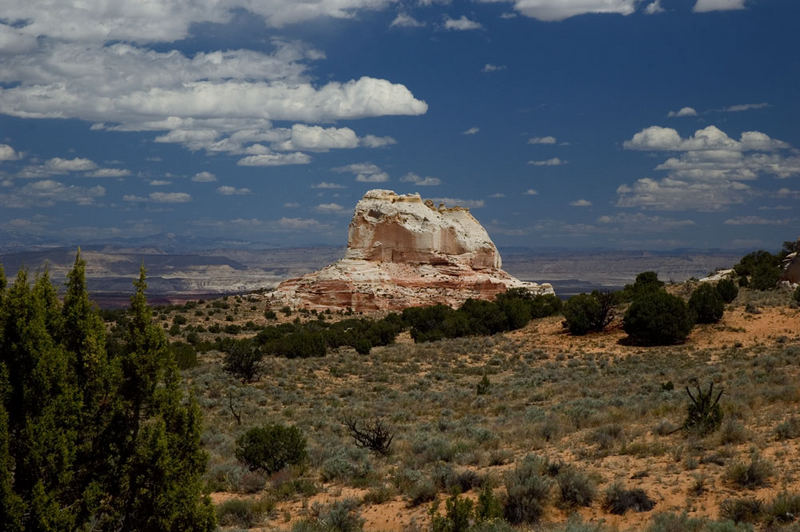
[{"left": 272, "top": 189, "right": 553, "bottom": 311}]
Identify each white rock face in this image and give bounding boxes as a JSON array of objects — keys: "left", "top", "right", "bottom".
[
  {"left": 273, "top": 189, "right": 554, "bottom": 311},
  {"left": 345, "top": 189, "right": 500, "bottom": 269}
]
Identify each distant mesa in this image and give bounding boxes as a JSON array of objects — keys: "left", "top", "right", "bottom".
[{"left": 272, "top": 189, "right": 553, "bottom": 311}]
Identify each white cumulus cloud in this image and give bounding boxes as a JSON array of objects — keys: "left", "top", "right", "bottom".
[
  {"left": 444, "top": 16, "right": 482, "bottom": 30},
  {"left": 315, "top": 202, "right": 345, "bottom": 213},
  {"left": 217, "top": 186, "right": 251, "bottom": 195},
  {"left": 570, "top": 199, "right": 592, "bottom": 207},
  {"left": 238, "top": 152, "right": 312, "bottom": 167},
  {"left": 693, "top": 0, "right": 746, "bottom": 13},
  {"left": 528, "top": 136, "right": 557, "bottom": 144},
  {"left": 528, "top": 157, "right": 565, "bottom": 166},
  {"left": 391, "top": 13, "right": 425, "bottom": 27},
  {"left": 149, "top": 191, "right": 192, "bottom": 203},
  {"left": 334, "top": 162, "right": 389, "bottom": 183},
  {"left": 401, "top": 172, "right": 441, "bottom": 186},
  {"left": 618, "top": 124, "right": 798, "bottom": 210},
  {"left": 0, "top": 144, "right": 19, "bottom": 161},
  {"left": 667, "top": 106, "right": 697, "bottom": 117},
  {"left": 478, "top": 0, "right": 637, "bottom": 22},
  {"left": 0, "top": 180, "right": 105, "bottom": 208},
  {"left": 192, "top": 171, "right": 217, "bottom": 182}
]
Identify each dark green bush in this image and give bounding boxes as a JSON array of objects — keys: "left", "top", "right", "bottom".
[
  {"left": 563, "top": 291, "right": 614, "bottom": 335},
  {"left": 619, "top": 271, "right": 665, "bottom": 301},
  {"left": 223, "top": 339, "right": 264, "bottom": 382},
  {"left": 689, "top": 284, "right": 725, "bottom": 324},
  {"left": 716, "top": 279, "right": 738, "bottom": 303},
  {"left": 235, "top": 424, "right": 307, "bottom": 475},
  {"left": 503, "top": 455, "right": 552, "bottom": 524},
  {"left": 735, "top": 250, "right": 780, "bottom": 290},
  {"left": 623, "top": 290, "right": 693, "bottom": 346},
  {"left": 793, "top": 286, "right": 800, "bottom": 304},
  {"left": 601, "top": 482, "right": 655, "bottom": 515},
  {"left": 169, "top": 341, "right": 198, "bottom": 369}
]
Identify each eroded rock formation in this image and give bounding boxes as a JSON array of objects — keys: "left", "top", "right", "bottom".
[
  {"left": 272, "top": 189, "right": 553, "bottom": 311},
  {"left": 781, "top": 238, "right": 800, "bottom": 285}
]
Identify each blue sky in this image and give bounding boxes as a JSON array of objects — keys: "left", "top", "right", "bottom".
[{"left": 1, "top": 0, "right": 798, "bottom": 251}]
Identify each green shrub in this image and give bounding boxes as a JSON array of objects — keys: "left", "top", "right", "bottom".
[
  {"left": 475, "top": 486, "right": 504, "bottom": 522},
  {"left": 235, "top": 424, "right": 307, "bottom": 475},
  {"left": 719, "top": 497, "right": 763, "bottom": 523},
  {"left": 601, "top": 482, "right": 655, "bottom": 515},
  {"left": 716, "top": 279, "right": 739, "bottom": 303},
  {"left": 503, "top": 455, "right": 553, "bottom": 524},
  {"left": 647, "top": 512, "right": 751, "bottom": 531},
  {"left": 556, "top": 467, "right": 596, "bottom": 508},
  {"left": 173, "top": 314, "right": 188, "bottom": 325},
  {"left": 216, "top": 496, "right": 274, "bottom": 528},
  {"left": 293, "top": 499, "right": 364, "bottom": 532},
  {"left": 623, "top": 290, "right": 693, "bottom": 346},
  {"left": 619, "top": 271, "right": 665, "bottom": 301},
  {"left": 689, "top": 284, "right": 725, "bottom": 324},
  {"left": 726, "top": 454, "right": 773, "bottom": 488},
  {"left": 734, "top": 250, "right": 780, "bottom": 290},
  {"left": 169, "top": 341, "right": 198, "bottom": 369},
  {"left": 793, "top": 286, "right": 800, "bottom": 305},
  {"left": 476, "top": 374, "right": 491, "bottom": 395},
  {"left": 683, "top": 382, "right": 723, "bottom": 436},
  {"left": 223, "top": 339, "right": 264, "bottom": 382},
  {"left": 407, "top": 477, "right": 437, "bottom": 507},
  {"left": 776, "top": 416, "right": 800, "bottom": 440},
  {"left": 563, "top": 291, "right": 614, "bottom": 335},
  {"left": 430, "top": 493, "right": 474, "bottom": 532},
  {"left": 765, "top": 491, "right": 800, "bottom": 525}
]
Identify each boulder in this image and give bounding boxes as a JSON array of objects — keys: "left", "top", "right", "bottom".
[{"left": 272, "top": 190, "right": 553, "bottom": 311}]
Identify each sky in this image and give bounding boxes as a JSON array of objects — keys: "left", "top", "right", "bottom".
[{"left": 1, "top": 0, "right": 798, "bottom": 252}]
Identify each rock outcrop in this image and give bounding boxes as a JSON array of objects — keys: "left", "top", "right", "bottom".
[
  {"left": 781, "top": 238, "right": 800, "bottom": 285},
  {"left": 272, "top": 189, "right": 553, "bottom": 311}
]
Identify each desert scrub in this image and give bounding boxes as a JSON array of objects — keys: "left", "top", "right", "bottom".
[
  {"left": 503, "top": 455, "right": 553, "bottom": 524},
  {"left": 725, "top": 453, "right": 773, "bottom": 489},
  {"left": 319, "top": 446, "right": 374, "bottom": 485},
  {"left": 646, "top": 512, "right": 751, "bottom": 531},
  {"left": 555, "top": 467, "right": 596, "bottom": 508},
  {"left": 776, "top": 416, "right": 800, "bottom": 440},
  {"left": 719, "top": 497, "right": 764, "bottom": 524},
  {"left": 293, "top": 498, "right": 365, "bottom": 532},
  {"left": 601, "top": 482, "right": 655, "bottom": 515},
  {"left": 216, "top": 496, "right": 275, "bottom": 528}
]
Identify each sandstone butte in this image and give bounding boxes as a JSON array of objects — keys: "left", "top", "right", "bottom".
[{"left": 271, "top": 189, "right": 554, "bottom": 311}]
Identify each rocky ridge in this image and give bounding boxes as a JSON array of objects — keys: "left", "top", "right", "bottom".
[{"left": 272, "top": 189, "right": 553, "bottom": 311}]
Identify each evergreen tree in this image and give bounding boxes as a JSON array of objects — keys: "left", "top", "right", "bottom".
[
  {"left": 111, "top": 266, "right": 215, "bottom": 531},
  {"left": 0, "top": 256, "right": 215, "bottom": 531}
]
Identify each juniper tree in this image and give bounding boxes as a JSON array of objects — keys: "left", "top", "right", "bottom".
[{"left": 0, "top": 256, "right": 215, "bottom": 531}]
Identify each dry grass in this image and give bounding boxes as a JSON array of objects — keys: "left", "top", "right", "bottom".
[{"left": 156, "top": 287, "right": 800, "bottom": 531}]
